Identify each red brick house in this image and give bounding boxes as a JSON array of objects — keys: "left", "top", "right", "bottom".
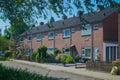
[{"left": 20, "top": 7, "right": 119, "bottom": 62}]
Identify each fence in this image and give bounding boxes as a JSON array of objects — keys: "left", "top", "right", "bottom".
[{"left": 86, "top": 61, "right": 112, "bottom": 72}]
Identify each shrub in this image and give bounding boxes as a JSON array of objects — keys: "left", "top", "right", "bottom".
[
  {"left": 74, "top": 55, "right": 81, "bottom": 62},
  {"left": 31, "top": 51, "right": 38, "bottom": 60},
  {"left": 4, "top": 50, "right": 13, "bottom": 58},
  {"left": 48, "top": 54, "right": 55, "bottom": 59},
  {"left": 112, "top": 59, "right": 120, "bottom": 75},
  {"left": 112, "top": 59, "right": 120, "bottom": 67},
  {"left": 37, "top": 45, "right": 47, "bottom": 62},
  {"left": 56, "top": 53, "right": 74, "bottom": 65},
  {"left": 54, "top": 48, "right": 60, "bottom": 56},
  {"left": 0, "top": 56, "right": 6, "bottom": 61}
]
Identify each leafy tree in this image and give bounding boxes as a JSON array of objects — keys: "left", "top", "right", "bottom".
[
  {"left": 0, "top": 0, "right": 119, "bottom": 40},
  {"left": 36, "top": 45, "right": 47, "bottom": 62},
  {"left": 0, "top": 29, "right": 1, "bottom": 36},
  {"left": 0, "top": 36, "right": 9, "bottom": 50},
  {"left": 4, "top": 28, "right": 11, "bottom": 39}
]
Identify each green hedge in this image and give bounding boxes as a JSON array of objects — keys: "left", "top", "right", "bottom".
[{"left": 0, "top": 64, "right": 51, "bottom": 80}]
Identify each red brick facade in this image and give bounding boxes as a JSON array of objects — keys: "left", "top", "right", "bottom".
[{"left": 21, "top": 8, "right": 119, "bottom": 61}]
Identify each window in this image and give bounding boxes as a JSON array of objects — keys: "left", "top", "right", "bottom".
[
  {"left": 81, "top": 24, "right": 91, "bottom": 36},
  {"left": 62, "top": 48, "right": 70, "bottom": 54},
  {"left": 37, "top": 34, "right": 42, "bottom": 41},
  {"left": 48, "top": 32, "right": 54, "bottom": 39},
  {"left": 63, "top": 29, "right": 70, "bottom": 38},
  {"left": 82, "top": 47, "right": 91, "bottom": 58},
  {"left": 93, "top": 24, "right": 99, "bottom": 30},
  {"left": 71, "top": 28, "right": 75, "bottom": 32},
  {"left": 47, "top": 48, "right": 54, "bottom": 54},
  {"left": 27, "top": 36, "right": 32, "bottom": 41},
  {"left": 20, "top": 37, "right": 24, "bottom": 42}
]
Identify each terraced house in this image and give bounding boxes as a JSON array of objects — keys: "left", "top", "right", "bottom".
[{"left": 20, "top": 6, "right": 120, "bottom": 62}]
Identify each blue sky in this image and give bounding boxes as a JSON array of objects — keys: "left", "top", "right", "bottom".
[{"left": 0, "top": 0, "right": 120, "bottom": 35}]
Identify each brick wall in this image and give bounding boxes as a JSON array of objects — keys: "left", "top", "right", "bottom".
[{"left": 103, "top": 12, "right": 118, "bottom": 42}]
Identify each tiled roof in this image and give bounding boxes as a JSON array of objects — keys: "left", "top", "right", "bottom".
[{"left": 21, "top": 7, "right": 118, "bottom": 36}]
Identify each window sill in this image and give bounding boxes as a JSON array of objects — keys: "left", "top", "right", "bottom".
[{"left": 63, "top": 36, "right": 70, "bottom": 39}]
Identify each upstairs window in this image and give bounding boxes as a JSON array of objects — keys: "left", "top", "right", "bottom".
[
  {"left": 63, "top": 29, "right": 70, "bottom": 38},
  {"left": 71, "top": 28, "right": 75, "bottom": 33},
  {"left": 27, "top": 35, "right": 32, "bottom": 41},
  {"left": 81, "top": 24, "right": 91, "bottom": 36},
  {"left": 48, "top": 32, "right": 54, "bottom": 39},
  {"left": 93, "top": 24, "right": 99, "bottom": 30},
  {"left": 37, "top": 34, "right": 42, "bottom": 41}
]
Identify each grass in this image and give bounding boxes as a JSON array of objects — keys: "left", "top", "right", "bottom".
[{"left": 0, "top": 63, "right": 51, "bottom": 80}]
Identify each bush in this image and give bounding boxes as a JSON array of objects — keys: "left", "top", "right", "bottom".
[
  {"left": 31, "top": 51, "right": 38, "bottom": 60},
  {"left": 54, "top": 48, "right": 60, "bottom": 56},
  {"left": 56, "top": 53, "right": 75, "bottom": 65},
  {"left": 37, "top": 45, "right": 47, "bottom": 62},
  {"left": 74, "top": 55, "right": 81, "bottom": 62},
  {"left": 0, "top": 56, "right": 6, "bottom": 61},
  {"left": 4, "top": 50, "right": 13, "bottom": 58},
  {"left": 112, "top": 59, "right": 120, "bottom": 75},
  {"left": 112, "top": 59, "right": 120, "bottom": 67},
  {"left": 0, "top": 64, "right": 51, "bottom": 80}
]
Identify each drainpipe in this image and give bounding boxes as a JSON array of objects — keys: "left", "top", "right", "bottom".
[
  {"left": 70, "top": 28, "right": 72, "bottom": 45},
  {"left": 91, "top": 25, "right": 94, "bottom": 61},
  {"left": 53, "top": 29, "right": 55, "bottom": 49}
]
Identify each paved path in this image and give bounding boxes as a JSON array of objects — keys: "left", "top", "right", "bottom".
[
  {"left": 0, "top": 61, "right": 100, "bottom": 80},
  {"left": 1, "top": 60, "right": 120, "bottom": 80}
]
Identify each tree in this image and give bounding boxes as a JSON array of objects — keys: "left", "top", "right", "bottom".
[
  {"left": 0, "top": 29, "right": 1, "bottom": 36},
  {"left": 0, "top": 36, "right": 9, "bottom": 50},
  {"left": 0, "top": 0, "right": 119, "bottom": 40}
]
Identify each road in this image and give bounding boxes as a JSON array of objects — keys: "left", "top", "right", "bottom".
[{"left": 0, "top": 61, "right": 102, "bottom": 80}]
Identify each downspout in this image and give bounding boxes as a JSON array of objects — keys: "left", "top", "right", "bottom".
[{"left": 91, "top": 25, "right": 94, "bottom": 61}]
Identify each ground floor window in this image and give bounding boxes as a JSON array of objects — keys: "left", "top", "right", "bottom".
[
  {"left": 106, "top": 46, "right": 118, "bottom": 62},
  {"left": 62, "top": 48, "right": 70, "bottom": 54},
  {"left": 47, "top": 48, "right": 54, "bottom": 54},
  {"left": 26, "top": 48, "right": 33, "bottom": 55},
  {"left": 82, "top": 47, "right": 91, "bottom": 58}
]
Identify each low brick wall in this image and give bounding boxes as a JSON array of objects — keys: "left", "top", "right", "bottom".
[{"left": 86, "top": 61, "right": 112, "bottom": 72}]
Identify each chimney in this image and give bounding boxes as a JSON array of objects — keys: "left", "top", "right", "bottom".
[{"left": 96, "top": 5, "right": 104, "bottom": 12}]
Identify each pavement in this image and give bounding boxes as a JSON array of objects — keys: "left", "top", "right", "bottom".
[{"left": 11, "top": 59, "right": 120, "bottom": 80}]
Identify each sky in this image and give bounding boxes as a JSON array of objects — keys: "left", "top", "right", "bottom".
[{"left": 0, "top": 0, "right": 120, "bottom": 35}]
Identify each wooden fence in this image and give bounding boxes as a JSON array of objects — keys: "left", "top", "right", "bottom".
[{"left": 86, "top": 61, "right": 112, "bottom": 72}]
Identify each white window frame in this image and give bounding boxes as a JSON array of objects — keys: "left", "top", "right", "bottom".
[
  {"left": 63, "top": 29, "right": 70, "bottom": 38},
  {"left": 82, "top": 47, "right": 91, "bottom": 58},
  {"left": 81, "top": 24, "right": 91, "bottom": 36},
  {"left": 48, "top": 32, "right": 54, "bottom": 39},
  {"left": 37, "top": 34, "right": 42, "bottom": 41}
]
